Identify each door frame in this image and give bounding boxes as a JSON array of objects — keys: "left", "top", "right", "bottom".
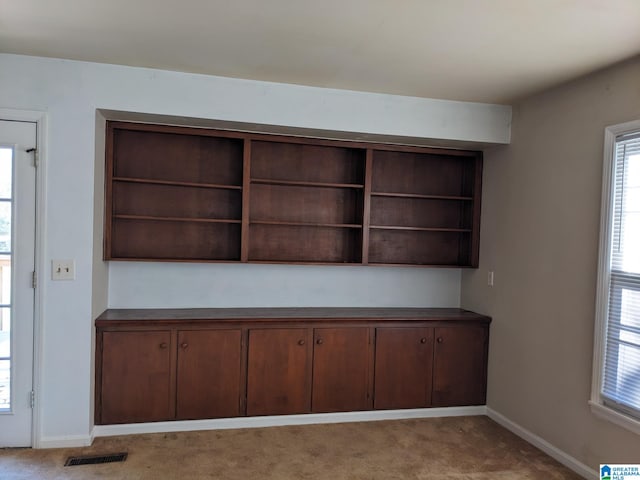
[{"left": 0, "top": 108, "right": 47, "bottom": 448}]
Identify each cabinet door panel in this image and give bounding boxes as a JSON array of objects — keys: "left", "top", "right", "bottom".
[
  {"left": 374, "top": 327, "right": 433, "bottom": 409},
  {"left": 432, "top": 326, "right": 488, "bottom": 406},
  {"left": 101, "top": 331, "right": 173, "bottom": 424},
  {"left": 176, "top": 329, "right": 242, "bottom": 420},
  {"left": 246, "top": 328, "right": 311, "bottom": 416},
  {"left": 312, "top": 327, "right": 371, "bottom": 413}
]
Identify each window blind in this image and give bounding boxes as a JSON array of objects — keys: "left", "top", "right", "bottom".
[{"left": 602, "top": 131, "right": 640, "bottom": 418}]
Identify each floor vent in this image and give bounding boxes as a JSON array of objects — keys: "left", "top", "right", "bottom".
[{"left": 64, "top": 452, "right": 128, "bottom": 466}]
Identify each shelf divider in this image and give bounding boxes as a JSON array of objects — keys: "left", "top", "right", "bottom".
[
  {"left": 362, "top": 149, "right": 373, "bottom": 264},
  {"left": 241, "top": 139, "right": 251, "bottom": 262}
]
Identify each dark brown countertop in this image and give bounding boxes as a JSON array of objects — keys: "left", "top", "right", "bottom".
[{"left": 96, "top": 307, "right": 491, "bottom": 326}]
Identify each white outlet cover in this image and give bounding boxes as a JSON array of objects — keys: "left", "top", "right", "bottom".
[{"left": 51, "top": 259, "right": 75, "bottom": 280}]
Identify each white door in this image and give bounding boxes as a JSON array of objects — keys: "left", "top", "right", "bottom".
[{"left": 0, "top": 120, "right": 36, "bottom": 447}]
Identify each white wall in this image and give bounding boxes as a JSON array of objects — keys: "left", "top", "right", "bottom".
[
  {"left": 108, "top": 263, "right": 461, "bottom": 308},
  {"left": 0, "top": 53, "right": 511, "bottom": 446},
  {"left": 461, "top": 55, "right": 640, "bottom": 470}
]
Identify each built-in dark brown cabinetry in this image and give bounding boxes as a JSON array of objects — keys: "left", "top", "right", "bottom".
[
  {"left": 176, "top": 330, "right": 243, "bottom": 420},
  {"left": 373, "top": 327, "right": 433, "bottom": 410},
  {"left": 369, "top": 150, "right": 480, "bottom": 266},
  {"left": 432, "top": 326, "right": 489, "bottom": 407},
  {"left": 96, "top": 327, "right": 243, "bottom": 424},
  {"left": 105, "top": 122, "right": 482, "bottom": 267},
  {"left": 311, "top": 328, "right": 372, "bottom": 413},
  {"left": 106, "top": 126, "right": 243, "bottom": 261},
  {"left": 95, "top": 308, "right": 490, "bottom": 425},
  {"left": 245, "top": 327, "right": 372, "bottom": 415},
  {"left": 249, "top": 141, "right": 365, "bottom": 264},
  {"left": 246, "top": 328, "right": 312, "bottom": 416},
  {"left": 100, "top": 331, "right": 174, "bottom": 424}
]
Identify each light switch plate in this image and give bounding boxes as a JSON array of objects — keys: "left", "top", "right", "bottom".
[{"left": 52, "top": 260, "right": 75, "bottom": 280}]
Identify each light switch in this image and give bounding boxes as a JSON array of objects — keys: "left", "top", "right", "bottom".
[
  {"left": 52, "top": 260, "right": 75, "bottom": 280},
  {"left": 487, "top": 271, "right": 494, "bottom": 287}
]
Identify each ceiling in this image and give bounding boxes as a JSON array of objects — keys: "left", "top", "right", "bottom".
[{"left": 1, "top": 0, "right": 639, "bottom": 104}]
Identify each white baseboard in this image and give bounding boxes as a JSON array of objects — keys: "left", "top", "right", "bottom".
[
  {"left": 36, "top": 434, "right": 93, "bottom": 449},
  {"left": 486, "top": 407, "right": 597, "bottom": 480},
  {"left": 93, "top": 406, "right": 487, "bottom": 438}
]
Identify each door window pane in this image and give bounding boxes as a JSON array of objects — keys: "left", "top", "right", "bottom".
[
  {"left": 0, "top": 359, "right": 9, "bottom": 410},
  {"left": 0, "top": 148, "right": 11, "bottom": 198},
  {"left": 0, "top": 308, "right": 9, "bottom": 357},
  {"left": 0, "top": 201, "right": 10, "bottom": 253},
  {"left": 0, "top": 147, "right": 12, "bottom": 412},
  {"left": 0, "top": 255, "right": 10, "bottom": 306}
]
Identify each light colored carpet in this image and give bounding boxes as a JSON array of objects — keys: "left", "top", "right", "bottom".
[{"left": 0, "top": 416, "right": 583, "bottom": 479}]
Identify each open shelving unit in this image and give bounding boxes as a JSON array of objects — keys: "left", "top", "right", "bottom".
[
  {"left": 105, "top": 125, "right": 244, "bottom": 261},
  {"left": 104, "top": 122, "right": 482, "bottom": 267},
  {"left": 367, "top": 150, "right": 480, "bottom": 266},
  {"left": 247, "top": 140, "right": 365, "bottom": 264}
]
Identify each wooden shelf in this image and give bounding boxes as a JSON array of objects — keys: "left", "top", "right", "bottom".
[
  {"left": 251, "top": 220, "right": 362, "bottom": 229},
  {"left": 371, "top": 192, "right": 472, "bottom": 201},
  {"left": 114, "top": 215, "right": 241, "bottom": 225},
  {"left": 112, "top": 127, "right": 243, "bottom": 185},
  {"left": 250, "top": 183, "right": 363, "bottom": 227},
  {"left": 251, "top": 141, "right": 366, "bottom": 186},
  {"left": 105, "top": 121, "right": 482, "bottom": 267},
  {"left": 249, "top": 224, "right": 362, "bottom": 264},
  {"left": 368, "top": 150, "right": 481, "bottom": 266},
  {"left": 112, "top": 181, "right": 242, "bottom": 223},
  {"left": 370, "top": 225, "right": 472, "bottom": 233},
  {"left": 371, "top": 150, "right": 475, "bottom": 198},
  {"left": 252, "top": 178, "right": 363, "bottom": 189},
  {"left": 111, "top": 218, "right": 241, "bottom": 261},
  {"left": 369, "top": 190, "right": 474, "bottom": 234},
  {"left": 113, "top": 177, "right": 242, "bottom": 191},
  {"left": 368, "top": 229, "right": 473, "bottom": 266}
]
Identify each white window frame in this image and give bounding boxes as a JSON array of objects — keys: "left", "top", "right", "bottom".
[{"left": 590, "top": 119, "right": 640, "bottom": 436}]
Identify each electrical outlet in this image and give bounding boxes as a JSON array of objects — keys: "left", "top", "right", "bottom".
[
  {"left": 487, "top": 271, "right": 494, "bottom": 287},
  {"left": 52, "top": 260, "right": 75, "bottom": 280}
]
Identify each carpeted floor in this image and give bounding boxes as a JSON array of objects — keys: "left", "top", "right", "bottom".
[{"left": 0, "top": 416, "right": 583, "bottom": 479}]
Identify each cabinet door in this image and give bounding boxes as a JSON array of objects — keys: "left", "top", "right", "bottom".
[
  {"left": 100, "top": 330, "right": 173, "bottom": 424},
  {"left": 312, "top": 327, "right": 372, "bottom": 413},
  {"left": 374, "top": 327, "right": 433, "bottom": 410},
  {"left": 246, "top": 328, "right": 312, "bottom": 416},
  {"left": 432, "top": 326, "right": 488, "bottom": 406},
  {"left": 176, "top": 329, "right": 242, "bottom": 420}
]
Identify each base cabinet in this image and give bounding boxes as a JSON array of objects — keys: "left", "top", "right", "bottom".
[
  {"left": 374, "top": 327, "right": 433, "bottom": 410},
  {"left": 312, "top": 328, "right": 372, "bottom": 413},
  {"left": 374, "top": 325, "right": 489, "bottom": 409},
  {"left": 246, "top": 327, "right": 374, "bottom": 415},
  {"left": 246, "top": 328, "right": 312, "bottom": 416},
  {"left": 98, "top": 328, "right": 243, "bottom": 425},
  {"left": 100, "top": 331, "right": 174, "bottom": 424},
  {"left": 176, "top": 330, "right": 243, "bottom": 420},
  {"left": 432, "top": 326, "right": 489, "bottom": 406},
  {"left": 96, "top": 308, "right": 490, "bottom": 425}
]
